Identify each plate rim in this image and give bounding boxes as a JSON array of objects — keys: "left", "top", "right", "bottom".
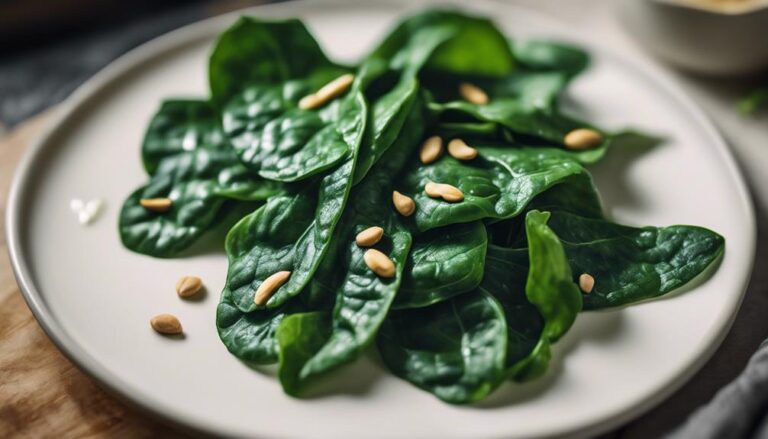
[{"left": 5, "top": 0, "right": 756, "bottom": 437}]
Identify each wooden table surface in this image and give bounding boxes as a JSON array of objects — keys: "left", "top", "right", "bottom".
[{"left": 0, "top": 112, "right": 189, "bottom": 438}]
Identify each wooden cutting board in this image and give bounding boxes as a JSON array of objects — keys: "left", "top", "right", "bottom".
[{"left": 0, "top": 111, "right": 188, "bottom": 438}]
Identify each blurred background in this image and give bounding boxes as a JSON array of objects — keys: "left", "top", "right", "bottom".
[
  {"left": 0, "top": 0, "right": 272, "bottom": 128},
  {"left": 1, "top": 0, "right": 767, "bottom": 128}
]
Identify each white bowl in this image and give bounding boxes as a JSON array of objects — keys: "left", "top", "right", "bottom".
[{"left": 621, "top": 0, "right": 768, "bottom": 76}]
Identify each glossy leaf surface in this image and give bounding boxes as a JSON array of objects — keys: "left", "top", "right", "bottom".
[
  {"left": 377, "top": 290, "right": 508, "bottom": 404},
  {"left": 394, "top": 221, "right": 487, "bottom": 309},
  {"left": 398, "top": 146, "right": 597, "bottom": 231}
]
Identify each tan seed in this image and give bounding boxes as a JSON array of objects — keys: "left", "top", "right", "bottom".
[
  {"left": 459, "top": 82, "right": 489, "bottom": 105},
  {"left": 298, "top": 94, "right": 322, "bottom": 110},
  {"left": 363, "top": 249, "right": 396, "bottom": 278},
  {"left": 564, "top": 128, "right": 603, "bottom": 150},
  {"left": 425, "top": 181, "right": 464, "bottom": 202},
  {"left": 150, "top": 313, "right": 183, "bottom": 335},
  {"left": 392, "top": 191, "right": 416, "bottom": 216},
  {"left": 299, "top": 73, "right": 355, "bottom": 110},
  {"left": 176, "top": 275, "right": 203, "bottom": 298},
  {"left": 447, "top": 138, "right": 478, "bottom": 161},
  {"left": 254, "top": 271, "right": 291, "bottom": 306},
  {"left": 579, "top": 273, "right": 595, "bottom": 294},
  {"left": 356, "top": 226, "right": 384, "bottom": 247},
  {"left": 419, "top": 136, "right": 444, "bottom": 164},
  {"left": 140, "top": 198, "right": 172, "bottom": 212}
]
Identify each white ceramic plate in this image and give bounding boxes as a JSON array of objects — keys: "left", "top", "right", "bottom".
[{"left": 6, "top": 0, "right": 755, "bottom": 437}]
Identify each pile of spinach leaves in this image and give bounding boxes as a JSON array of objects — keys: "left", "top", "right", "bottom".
[{"left": 119, "top": 9, "right": 725, "bottom": 404}]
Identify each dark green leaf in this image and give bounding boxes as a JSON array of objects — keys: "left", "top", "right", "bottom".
[
  {"left": 217, "top": 290, "right": 299, "bottom": 364},
  {"left": 277, "top": 312, "right": 334, "bottom": 395},
  {"left": 141, "top": 100, "right": 228, "bottom": 174},
  {"left": 377, "top": 290, "right": 508, "bottom": 404},
  {"left": 545, "top": 211, "right": 725, "bottom": 309},
  {"left": 394, "top": 221, "right": 487, "bottom": 309},
  {"left": 485, "top": 210, "right": 582, "bottom": 381},
  {"left": 739, "top": 85, "right": 768, "bottom": 114},
  {"left": 223, "top": 78, "right": 357, "bottom": 182},
  {"left": 209, "top": 17, "right": 339, "bottom": 104},
  {"left": 371, "top": 9, "right": 515, "bottom": 77},
  {"left": 511, "top": 39, "right": 589, "bottom": 78},
  {"left": 398, "top": 146, "right": 598, "bottom": 231},
  {"left": 275, "top": 102, "right": 425, "bottom": 393},
  {"left": 221, "top": 90, "right": 367, "bottom": 311},
  {"left": 122, "top": 99, "right": 281, "bottom": 257}
]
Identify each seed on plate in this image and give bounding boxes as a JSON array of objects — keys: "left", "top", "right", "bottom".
[
  {"left": 363, "top": 249, "right": 396, "bottom": 278},
  {"left": 299, "top": 73, "right": 355, "bottom": 110},
  {"left": 254, "top": 271, "right": 291, "bottom": 306},
  {"left": 150, "top": 313, "right": 183, "bottom": 335},
  {"left": 579, "top": 273, "right": 595, "bottom": 294},
  {"left": 140, "top": 197, "right": 172, "bottom": 212},
  {"left": 356, "top": 226, "right": 384, "bottom": 247},
  {"left": 419, "top": 136, "right": 443, "bottom": 164},
  {"left": 447, "top": 138, "right": 478, "bottom": 161},
  {"left": 392, "top": 191, "right": 416, "bottom": 216},
  {"left": 564, "top": 128, "right": 603, "bottom": 150},
  {"left": 425, "top": 181, "right": 464, "bottom": 202},
  {"left": 459, "top": 82, "right": 489, "bottom": 105},
  {"left": 176, "top": 275, "right": 203, "bottom": 298}
]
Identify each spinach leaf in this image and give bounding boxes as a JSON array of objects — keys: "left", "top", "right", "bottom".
[
  {"left": 275, "top": 102, "right": 425, "bottom": 394},
  {"left": 398, "top": 145, "right": 598, "bottom": 231},
  {"left": 141, "top": 100, "right": 228, "bottom": 174},
  {"left": 545, "top": 211, "right": 725, "bottom": 309},
  {"left": 371, "top": 9, "right": 514, "bottom": 77},
  {"left": 377, "top": 290, "right": 508, "bottom": 404},
  {"left": 217, "top": 289, "right": 307, "bottom": 364},
  {"left": 486, "top": 172, "right": 604, "bottom": 247},
  {"left": 511, "top": 39, "right": 589, "bottom": 78},
  {"left": 277, "top": 312, "right": 333, "bottom": 394},
  {"left": 739, "top": 84, "right": 768, "bottom": 114},
  {"left": 221, "top": 87, "right": 367, "bottom": 311},
  {"left": 350, "top": 15, "right": 466, "bottom": 184},
  {"left": 422, "top": 39, "right": 610, "bottom": 163},
  {"left": 223, "top": 77, "right": 357, "bottom": 182},
  {"left": 121, "top": 99, "right": 280, "bottom": 257},
  {"left": 481, "top": 247, "right": 543, "bottom": 377},
  {"left": 425, "top": 72, "right": 609, "bottom": 164},
  {"left": 351, "top": 67, "right": 418, "bottom": 184},
  {"left": 394, "top": 221, "right": 487, "bottom": 309},
  {"left": 485, "top": 210, "right": 582, "bottom": 381},
  {"left": 209, "top": 17, "right": 339, "bottom": 104},
  {"left": 120, "top": 149, "right": 279, "bottom": 257}
]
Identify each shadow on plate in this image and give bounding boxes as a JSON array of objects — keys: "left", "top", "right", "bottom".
[
  {"left": 475, "top": 309, "right": 626, "bottom": 409},
  {"left": 239, "top": 346, "right": 386, "bottom": 398},
  {"left": 590, "top": 130, "right": 665, "bottom": 213}
]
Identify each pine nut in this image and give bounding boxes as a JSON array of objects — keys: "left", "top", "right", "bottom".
[
  {"left": 176, "top": 275, "right": 203, "bottom": 298},
  {"left": 298, "top": 94, "right": 322, "bottom": 110},
  {"left": 254, "top": 271, "right": 291, "bottom": 306},
  {"left": 579, "top": 273, "right": 595, "bottom": 294},
  {"left": 447, "top": 138, "right": 478, "bottom": 161},
  {"left": 140, "top": 198, "right": 172, "bottom": 212},
  {"left": 363, "top": 249, "right": 395, "bottom": 278},
  {"left": 459, "top": 82, "right": 489, "bottom": 105},
  {"left": 419, "top": 136, "right": 443, "bottom": 164},
  {"left": 150, "top": 313, "right": 183, "bottom": 335},
  {"left": 392, "top": 191, "right": 416, "bottom": 216},
  {"left": 356, "top": 226, "right": 384, "bottom": 247},
  {"left": 299, "top": 73, "right": 355, "bottom": 110},
  {"left": 425, "top": 181, "right": 464, "bottom": 202},
  {"left": 564, "top": 128, "right": 603, "bottom": 150}
]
